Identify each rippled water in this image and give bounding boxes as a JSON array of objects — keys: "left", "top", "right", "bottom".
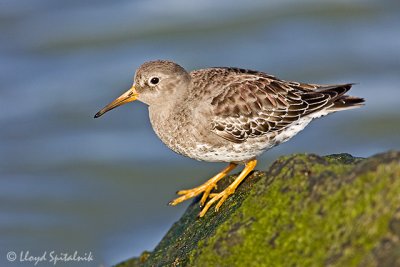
[{"left": 1, "top": 0, "right": 399, "bottom": 266}]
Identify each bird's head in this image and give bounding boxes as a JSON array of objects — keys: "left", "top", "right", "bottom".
[{"left": 94, "top": 60, "right": 190, "bottom": 118}]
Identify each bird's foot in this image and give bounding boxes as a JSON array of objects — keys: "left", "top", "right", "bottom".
[
  {"left": 199, "top": 186, "right": 236, "bottom": 217},
  {"left": 199, "top": 159, "right": 257, "bottom": 217},
  {"left": 169, "top": 182, "right": 217, "bottom": 207},
  {"left": 169, "top": 163, "right": 237, "bottom": 207}
]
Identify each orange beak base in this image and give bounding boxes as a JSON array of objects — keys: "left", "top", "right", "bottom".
[{"left": 94, "top": 86, "right": 138, "bottom": 118}]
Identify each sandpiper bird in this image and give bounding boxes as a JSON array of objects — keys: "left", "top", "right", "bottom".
[{"left": 95, "top": 60, "right": 364, "bottom": 217}]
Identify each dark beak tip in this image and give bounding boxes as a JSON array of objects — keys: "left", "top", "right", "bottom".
[{"left": 94, "top": 112, "right": 102, "bottom": 118}]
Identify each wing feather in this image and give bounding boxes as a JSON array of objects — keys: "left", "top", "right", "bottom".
[{"left": 210, "top": 70, "right": 352, "bottom": 143}]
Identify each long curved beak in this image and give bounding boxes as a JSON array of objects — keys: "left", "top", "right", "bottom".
[{"left": 94, "top": 85, "right": 139, "bottom": 118}]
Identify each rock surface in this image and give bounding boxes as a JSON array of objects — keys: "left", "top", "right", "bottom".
[{"left": 116, "top": 151, "right": 400, "bottom": 267}]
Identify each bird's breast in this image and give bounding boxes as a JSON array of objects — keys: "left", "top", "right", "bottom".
[{"left": 149, "top": 105, "right": 199, "bottom": 157}]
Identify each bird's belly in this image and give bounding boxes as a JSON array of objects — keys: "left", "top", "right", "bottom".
[
  {"left": 156, "top": 129, "right": 269, "bottom": 163},
  {"left": 153, "top": 115, "right": 315, "bottom": 164},
  {"left": 180, "top": 116, "right": 315, "bottom": 163},
  {"left": 177, "top": 136, "right": 276, "bottom": 163},
  {"left": 188, "top": 144, "right": 268, "bottom": 163}
]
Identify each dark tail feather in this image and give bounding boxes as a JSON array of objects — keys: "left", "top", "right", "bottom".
[
  {"left": 314, "top": 83, "right": 365, "bottom": 112},
  {"left": 329, "top": 95, "right": 365, "bottom": 111}
]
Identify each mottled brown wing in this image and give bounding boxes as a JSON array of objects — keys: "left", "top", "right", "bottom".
[{"left": 210, "top": 75, "right": 351, "bottom": 143}]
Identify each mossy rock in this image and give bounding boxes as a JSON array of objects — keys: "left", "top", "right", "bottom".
[{"left": 116, "top": 151, "right": 400, "bottom": 267}]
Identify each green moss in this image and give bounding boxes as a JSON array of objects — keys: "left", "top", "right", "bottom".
[{"left": 115, "top": 151, "right": 400, "bottom": 267}]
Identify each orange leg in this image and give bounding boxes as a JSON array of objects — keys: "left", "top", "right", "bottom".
[
  {"left": 169, "top": 163, "right": 237, "bottom": 207},
  {"left": 199, "top": 159, "right": 257, "bottom": 217}
]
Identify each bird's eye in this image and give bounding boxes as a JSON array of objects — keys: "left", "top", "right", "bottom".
[{"left": 149, "top": 77, "right": 159, "bottom": 85}]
